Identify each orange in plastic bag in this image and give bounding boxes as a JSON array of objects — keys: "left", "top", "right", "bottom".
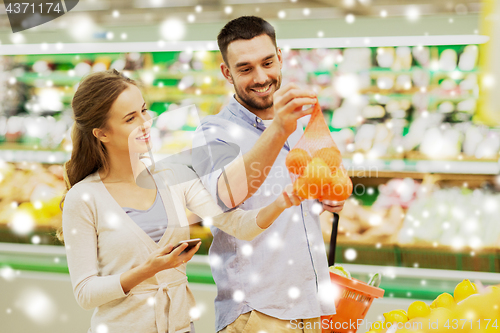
[
  {"left": 285, "top": 148, "right": 311, "bottom": 176},
  {"left": 287, "top": 103, "right": 353, "bottom": 201}
]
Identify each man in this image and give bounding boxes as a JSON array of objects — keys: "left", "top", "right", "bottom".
[{"left": 192, "top": 16, "right": 345, "bottom": 332}]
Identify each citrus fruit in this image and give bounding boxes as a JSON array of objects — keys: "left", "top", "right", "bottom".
[
  {"left": 430, "top": 299, "right": 437, "bottom": 309},
  {"left": 328, "top": 264, "right": 351, "bottom": 279},
  {"left": 321, "top": 166, "right": 353, "bottom": 201},
  {"left": 454, "top": 279, "right": 478, "bottom": 303},
  {"left": 312, "top": 147, "right": 342, "bottom": 172},
  {"left": 286, "top": 148, "right": 311, "bottom": 175},
  {"left": 293, "top": 177, "right": 323, "bottom": 200},
  {"left": 434, "top": 292, "right": 455, "bottom": 309},
  {"left": 384, "top": 309, "right": 409, "bottom": 324},
  {"left": 429, "top": 307, "right": 453, "bottom": 329},
  {"left": 299, "top": 158, "right": 333, "bottom": 199},
  {"left": 408, "top": 301, "right": 431, "bottom": 319},
  {"left": 370, "top": 321, "right": 386, "bottom": 332}
]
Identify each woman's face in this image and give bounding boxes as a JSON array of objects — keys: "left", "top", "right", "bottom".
[{"left": 96, "top": 84, "right": 153, "bottom": 155}]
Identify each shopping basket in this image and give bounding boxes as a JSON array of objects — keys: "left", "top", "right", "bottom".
[{"left": 321, "top": 213, "right": 385, "bottom": 333}]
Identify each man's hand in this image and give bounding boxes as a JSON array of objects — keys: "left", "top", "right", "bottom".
[
  {"left": 271, "top": 83, "right": 317, "bottom": 137},
  {"left": 320, "top": 200, "right": 345, "bottom": 213}
]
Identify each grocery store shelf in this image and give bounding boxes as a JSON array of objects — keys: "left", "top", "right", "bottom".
[
  {"left": 0, "top": 149, "right": 70, "bottom": 164},
  {"left": 0, "top": 146, "right": 498, "bottom": 176},
  {"left": 344, "top": 158, "right": 500, "bottom": 175},
  {"left": 0, "top": 35, "right": 489, "bottom": 56}
]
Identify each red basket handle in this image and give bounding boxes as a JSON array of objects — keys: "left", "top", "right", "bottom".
[{"left": 328, "top": 212, "right": 339, "bottom": 267}]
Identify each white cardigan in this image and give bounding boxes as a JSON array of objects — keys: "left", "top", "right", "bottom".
[{"left": 62, "top": 163, "right": 264, "bottom": 333}]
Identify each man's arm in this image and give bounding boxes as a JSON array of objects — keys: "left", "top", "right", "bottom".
[{"left": 218, "top": 83, "right": 317, "bottom": 208}]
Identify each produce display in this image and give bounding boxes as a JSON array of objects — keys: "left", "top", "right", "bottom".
[
  {"left": 0, "top": 45, "right": 498, "bottom": 274},
  {"left": 0, "top": 43, "right": 494, "bottom": 161},
  {"left": 398, "top": 187, "right": 500, "bottom": 249},
  {"left": 0, "top": 161, "right": 65, "bottom": 243},
  {"left": 366, "top": 279, "right": 500, "bottom": 333}
]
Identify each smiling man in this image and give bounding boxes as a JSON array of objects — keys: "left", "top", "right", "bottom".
[{"left": 192, "top": 16, "right": 344, "bottom": 332}]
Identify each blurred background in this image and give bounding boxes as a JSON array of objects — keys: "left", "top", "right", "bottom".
[{"left": 0, "top": 0, "right": 499, "bottom": 332}]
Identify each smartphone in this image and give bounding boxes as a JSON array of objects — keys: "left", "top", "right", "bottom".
[{"left": 172, "top": 238, "right": 201, "bottom": 254}]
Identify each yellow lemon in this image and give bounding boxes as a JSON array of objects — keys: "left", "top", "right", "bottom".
[
  {"left": 384, "top": 309, "right": 409, "bottom": 324},
  {"left": 408, "top": 301, "right": 431, "bottom": 319},
  {"left": 429, "top": 299, "right": 437, "bottom": 309},
  {"left": 434, "top": 292, "right": 455, "bottom": 309},
  {"left": 454, "top": 279, "right": 479, "bottom": 303},
  {"left": 370, "top": 321, "right": 386, "bottom": 332},
  {"left": 429, "top": 307, "right": 453, "bottom": 329}
]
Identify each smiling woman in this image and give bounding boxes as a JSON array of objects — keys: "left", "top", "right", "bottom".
[{"left": 57, "top": 69, "right": 304, "bottom": 333}]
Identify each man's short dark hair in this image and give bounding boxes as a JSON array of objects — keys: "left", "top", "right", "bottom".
[{"left": 217, "top": 16, "right": 277, "bottom": 65}]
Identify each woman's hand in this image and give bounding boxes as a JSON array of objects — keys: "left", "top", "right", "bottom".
[
  {"left": 120, "top": 241, "right": 201, "bottom": 294},
  {"left": 256, "top": 184, "right": 304, "bottom": 229},
  {"left": 275, "top": 184, "right": 303, "bottom": 209},
  {"left": 144, "top": 242, "right": 201, "bottom": 276}
]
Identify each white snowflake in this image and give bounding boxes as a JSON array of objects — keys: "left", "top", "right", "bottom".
[
  {"left": 81, "top": 192, "right": 90, "bottom": 202},
  {"left": 16, "top": 288, "right": 57, "bottom": 325},
  {"left": 11, "top": 211, "right": 34, "bottom": 235},
  {"left": 241, "top": 244, "right": 253, "bottom": 257},
  {"left": 318, "top": 281, "right": 339, "bottom": 305},
  {"left": 288, "top": 287, "right": 300, "bottom": 299},
  {"left": 189, "top": 306, "right": 201, "bottom": 320},
  {"left": 267, "top": 232, "right": 283, "bottom": 250},
  {"left": 0, "top": 266, "right": 15, "bottom": 281},
  {"left": 344, "top": 248, "right": 357, "bottom": 261},
  {"left": 105, "top": 212, "right": 121, "bottom": 229},
  {"left": 96, "top": 324, "right": 108, "bottom": 333},
  {"left": 31, "top": 235, "right": 41, "bottom": 244},
  {"left": 209, "top": 255, "right": 222, "bottom": 268},
  {"left": 233, "top": 290, "right": 245, "bottom": 303}
]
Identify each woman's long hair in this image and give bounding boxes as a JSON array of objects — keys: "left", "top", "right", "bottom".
[{"left": 57, "top": 69, "right": 137, "bottom": 241}]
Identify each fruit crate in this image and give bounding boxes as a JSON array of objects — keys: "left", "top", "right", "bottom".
[{"left": 398, "top": 244, "right": 500, "bottom": 272}]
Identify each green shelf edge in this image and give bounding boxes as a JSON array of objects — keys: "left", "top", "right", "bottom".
[{"left": 0, "top": 256, "right": 457, "bottom": 301}]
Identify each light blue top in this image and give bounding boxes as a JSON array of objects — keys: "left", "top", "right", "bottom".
[
  {"left": 192, "top": 96, "right": 336, "bottom": 332},
  {"left": 122, "top": 188, "right": 168, "bottom": 243}
]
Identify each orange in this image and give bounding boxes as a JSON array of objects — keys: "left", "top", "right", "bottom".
[
  {"left": 293, "top": 177, "right": 322, "bottom": 199},
  {"left": 294, "top": 158, "right": 333, "bottom": 199},
  {"left": 303, "top": 157, "right": 333, "bottom": 190},
  {"left": 321, "top": 166, "right": 353, "bottom": 201},
  {"left": 286, "top": 148, "right": 311, "bottom": 175},
  {"left": 312, "top": 147, "right": 342, "bottom": 172}
]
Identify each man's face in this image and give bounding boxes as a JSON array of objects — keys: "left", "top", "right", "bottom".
[{"left": 223, "top": 34, "right": 283, "bottom": 112}]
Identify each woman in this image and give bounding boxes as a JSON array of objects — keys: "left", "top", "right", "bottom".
[{"left": 60, "top": 69, "right": 303, "bottom": 333}]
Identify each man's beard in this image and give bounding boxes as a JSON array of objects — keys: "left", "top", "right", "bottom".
[{"left": 233, "top": 74, "right": 282, "bottom": 111}]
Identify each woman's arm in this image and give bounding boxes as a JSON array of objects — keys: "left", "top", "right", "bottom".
[
  {"left": 254, "top": 184, "right": 302, "bottom": 229},
  {"left": 183, "top": 165, "right": 302, "bottom": 241},
  {"left": 119, "top": 242, "right": 200, "bottom": 294},
  {"left": 62, "top": 187, "right": 199, "bottom": 309}
]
